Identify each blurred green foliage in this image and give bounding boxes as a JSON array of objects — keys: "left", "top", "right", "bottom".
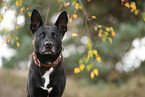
[{"left": 1, "top": 0, "right": 145, "bottom": 82}]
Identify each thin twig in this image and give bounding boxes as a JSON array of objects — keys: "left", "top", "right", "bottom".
[
  {"left": 45, "top": 0, "right": 53, "bottom": 25},
  {"left": 79, "top": 0, "right": 91, "bottom": 21}
]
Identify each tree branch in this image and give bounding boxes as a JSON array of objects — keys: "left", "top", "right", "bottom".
[{"left": 44, "top": 0, "right": 53, "bottom": 25}]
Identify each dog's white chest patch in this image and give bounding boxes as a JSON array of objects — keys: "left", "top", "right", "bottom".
[{"left": 40, "top": 67, "right": 54, "bottom": 93}]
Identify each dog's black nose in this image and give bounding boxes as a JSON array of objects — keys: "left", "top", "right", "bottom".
[{"left": 44, "top": 41, "right": 53, "bottom": 48}]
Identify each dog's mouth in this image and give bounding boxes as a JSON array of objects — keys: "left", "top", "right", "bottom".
[{"left": 41, "top": 47, "right": 55, "bottom": 55}]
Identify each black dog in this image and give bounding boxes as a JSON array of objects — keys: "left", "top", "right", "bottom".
[{"left": 27, "top": 9, "right": 68, "bottom": 97}]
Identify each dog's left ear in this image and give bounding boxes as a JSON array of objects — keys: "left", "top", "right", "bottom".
[{"left": 55, "top": 11, "right": 68, "bottom": 34}]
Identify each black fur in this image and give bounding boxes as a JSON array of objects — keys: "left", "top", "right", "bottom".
[{"left": 27, "top": 9, "right": 68, "bottom": 97}]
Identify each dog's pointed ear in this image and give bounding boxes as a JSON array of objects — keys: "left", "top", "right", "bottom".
[
  {"left": 30, "top": 9, "right": 44, "bottom": 33},
  {"left": 55, "top": 11, "right": 68, "bottom": 34}
]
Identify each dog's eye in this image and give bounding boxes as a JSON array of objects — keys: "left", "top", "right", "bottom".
[
  {"left": 52, "top": 32, "right": 57, "bottom": 38},
  {"left": 39, "top": 33, "right": 45, "bottom": 38}
]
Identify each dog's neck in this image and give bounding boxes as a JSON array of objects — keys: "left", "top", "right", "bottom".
[{"left": 35, "top": 50, "right": 62, "bottom": 64}]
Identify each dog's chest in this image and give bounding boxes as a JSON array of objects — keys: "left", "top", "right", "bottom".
[{"left": 40, "top": 67, "right": 54, "bottom": 93}]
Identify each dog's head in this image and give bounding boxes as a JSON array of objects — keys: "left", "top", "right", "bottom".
[{"left": 30, "top": 9, "right": 68, "bottom": 55}]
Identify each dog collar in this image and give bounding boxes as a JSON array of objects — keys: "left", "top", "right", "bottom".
[{"left": 32, "top": 50, "right": 62, "bottom": 68}]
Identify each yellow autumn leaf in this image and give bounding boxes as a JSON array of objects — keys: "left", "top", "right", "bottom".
[
  {"left": 3, "top": 29, "right": 6, "bottom": 34},
  {"left": 74, "top": 68, "right": 80, "bottom": 74},
  {"left": 69, "top": 18, "right": 72, "bottom": 23},
  {"left": 59, "top": 4, "right": 63, "bottom": 10},
  {"left": 73, "top": 14, "right": 77, "bottom": 19},
  {"left": 6, "top": 37, "right": 9, "bottom": 42},
  {"left": 16, "top": 1, "right": 19, "bottom": 6},
  {"left": 32, "top": 40, "right": 34, "bottom": 45},
  {"left": 111, "top": 31, "right": 116, "bottom": 37},
  {"left": 92, "top": 16, "right": 96, "bottom": 19},
  {"left": 134, "top": 9, "right": 138, "bottom": 15},
  {"left": 93, "top": 50, "right": 98, "bottom": 56},
  {"left": 93, "top": 69, "right": 98, "bottom": 76},
  {"left": 98, "top": 25, "right": 102, "bottom": 28},
  {"left": 96, "top": 57, "right": 101, "bottom": 62},
  {"left": 108, "top": 37, "right": 112, "bottom": 44},
  {"left": 1, "top": 15, "right": 4, "bottom": 21},
  {"left": 87, "top": 40, "right": 91, "bottom": 47},
  {"left": 75, "top": 3, "right": 79, "bottom": 10},
  {"left": 130, "top": 2, "right": 136, "bottom": 10},
  {"left": 14, "top": 13, "right": 17, "bottom": 16},
  {"left": 106, "top": 27, "right": 110, "bottom": 32},
  {"left": 79, "top": 64, "right": 85, "bottom": 71},
  {"left": 16, "top": 42, "right": 20, "bottom": 47},
  {"left": 28, "top": 11, "right": 32, "bottom": 17},
  {"left": 64, "top": 2, "right": 70, "bottom": 7},
  {"left": 124, "top": 2, "right": 130, "bottom": 9},
  {"left": 16, "top": 26, "right": 19, "bottom": 29},
  {"left": 91, "top": 72, "right": 94, "bottom": 79},
  {"left": 2, "top": 41, "right": 4, "bottom": 45},
  {"left": 19, "top": 0, "right": 22, "bottom": 7},
  {"left": 72, "top": 33, "right": 78, "bottom": 37},
  {"left": 5, "top": 3, "right": 8, "bottom": 7}
]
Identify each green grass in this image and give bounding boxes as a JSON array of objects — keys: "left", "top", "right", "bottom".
[{"left": 0, "top": 68, "right": 145, "bottom": 97}]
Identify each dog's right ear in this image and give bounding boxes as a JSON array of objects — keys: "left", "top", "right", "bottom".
[{"left": 30, "top": 9, "right": 44, "bottom": 33}]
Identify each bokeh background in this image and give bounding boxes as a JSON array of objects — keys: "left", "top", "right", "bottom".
[{"left": 0, "top": 0, "right": 145, "bottom": 97}]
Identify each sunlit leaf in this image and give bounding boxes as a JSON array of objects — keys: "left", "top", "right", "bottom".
[
  {"left": 78, "top": 5, "right": 82, "bottom": 10},
  {"left": 14, "top": 13, "right": 17, "bottom": 16},
  {"left": 96, "top": 57, "right": 101, "bottom": 62},
  {"left": 16, "top": 42, "right": 20, "bottom": 47},
  {"left": 87, "top": 40, "right": 91, "bottom": 47},
  {"left": 72, "top": 33, "right": 78, "bottom": 37},
  {"left": 74, "top": 68, "right": 80, "bottom": 73},
  {"left": 142, "top": 12, "right": 145, "bottom": 21},
  {"left": 98, "top": 25, "right": 102, "bottom": 28},
  {"left": 108, "top": 37, "right": 112, "bottom": 44},
  {"left": 11, "top": 39, "right": 14, "bottom": 44},
  {"left": 16, "top": 1, "right": 19, "bottom": 6},
  {"left": 2, "top": 1, "right": 5, "bottom": 3},
  {"left": 111, "top": 31, "right": 116, "bottom": 37},
  {"left": 19, "top": 0, "right": 22, "bottom": 7},
  {"left": 5, "top": 3, "right": 8, "bottom": 7},
  {"left": 84, "top": 57, "right": 88, "bottom": 63},
  {"left": 58, "top": 0, "right": 61, "bottom": 3},
  {"left": 92, "top": 16, "right": 96, "bottom": 19},
  {"left": 1, "top": 15, "right": 4, "bottom": 21},
  {"left": 28, "top": 11, "right": 32, "bottom": 17},
  {"left": 10, "top": 34, "right": 14, "bottom": 37},
  {"left": 80, "top": 64, "right": 85, "bottom": 71},
  {"left": 87, "top": 0, "right": 91, "bottom": 2},
  {"left": 94, "top": 26, "right": 98, "bottom": 31},
  {"left": 134, "top": 9, "right": 138, "bottom": 15},
  {"left": 3, "top": 29, "right": 6, "bottom": 34},
  {"left": 73, "top": 14, "right": 77, "bottom": 19},
  {"left": 79, "top": 59, "right": 83, "bottom": 64},
  {"left": 15, "top": 36, "right": 19, "bottom": 40},
  {"left": 2, "top": 41, "right": 4, "bottom": 45},
  {"left": 93, "top": 50, "right": 98, "bottom": 56},
  {"left": 69, "top": 18, "right": 72, "bottom": 23},
  {"left": 75, "top": 3, "right": 79, "bottom": 10},
  {"left": 130, "top": 2, "right": 136, "bottom": 10},
  {"left": 59, "top": 4, "right": 63, "bottom": 10},
  {"left": 124, "top": 2, "right": 130, "bottom": 9},
  {"left": 6, "top": 37, "right": 9, "bottom": 42},
  {"left": 130, "top": 8, "right": 134, "bottom": 13},
  {"left": 93, "top": 69, "right": 98, "bottom": 76},
  {"left": 91, "top": 72, "right": 94, "bottom": 79},
  {"left": 106, "top": 27, "right": 110, "bottom": 32},
  {"left": 64, "top": 2, "right": 70, "bottom": 7},
  {"left": 16, "top": 26, "right": 19, "bottom": 29}
]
